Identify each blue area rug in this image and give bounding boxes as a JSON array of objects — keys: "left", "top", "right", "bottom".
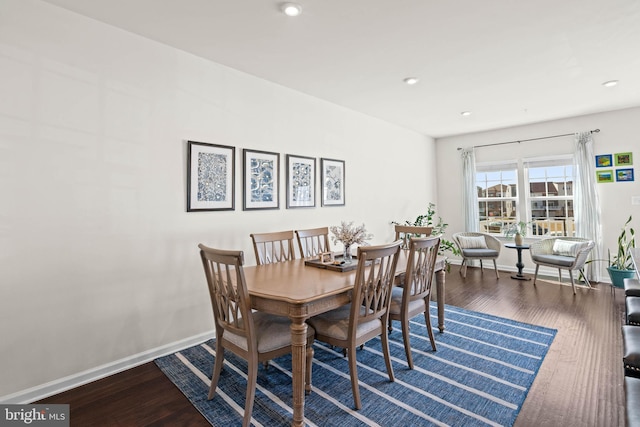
[{"left": 155, "top": 303, "right": 556, "bottom": 426}]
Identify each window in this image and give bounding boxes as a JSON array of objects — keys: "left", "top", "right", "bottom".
[
  {"left": 525, "top": 159, "right": 574, "bottom": 237},
  {"left": 476, "top": 163, "right": 518, "bottom": 234},
  {"left": 476, "top": 156, "right": 574, "bottom": 237}
]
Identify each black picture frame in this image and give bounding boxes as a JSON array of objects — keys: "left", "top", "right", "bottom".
[
  {"left": 321, "top": 158, "right": 345, "bottom": 206},
  {"left": 187, "top": 141, "right": 235, "bottom": 212},
  {"left": 286, "top": 154, "right": 316, "bottom": 208},
  {"left": 243, "top": 149, "right": 280, "bottom": 210}
]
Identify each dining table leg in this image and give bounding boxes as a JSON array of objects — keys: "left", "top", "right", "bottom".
[
  {"left": 436, "top": 269, "right": 446, "bottom": 332},
  {"left": 290, "top": 317, "right": 308, "bottom": 427}
]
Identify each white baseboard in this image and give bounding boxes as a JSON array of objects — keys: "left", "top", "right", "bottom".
[{"left": 0, "top": 330, "right": 215, "bottom": 404}]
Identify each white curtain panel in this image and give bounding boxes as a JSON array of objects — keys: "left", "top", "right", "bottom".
[
  {"left": 461, "top": 148, "right": 479, "bottom": 232},
  {"left": 573, "top": 131, "right": 602, "bottom": 281}
]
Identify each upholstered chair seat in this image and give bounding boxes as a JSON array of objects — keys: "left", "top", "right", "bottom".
[
  {"left": 626, "top": 278, "right": 640, "bottom": 297},
  {"left": 226, "top": 312, "right": 314, "bottom": 353},
  {"left": 623, "top": 325, "right": 640, "bottom": 378}
]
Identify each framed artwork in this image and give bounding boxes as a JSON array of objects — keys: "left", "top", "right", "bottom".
[
  {"left": 596, "top": 169, "right": 614, "bottom": 183},
  {"left": 616, "top": 168, "right": 635, "bottom": 182},
  {"left": 286, "top": 154, "right": 316, "bottom": 208},
  {"left": 243, "top": 149, "right": 279, "bottom": 210},
  {"left": 615, "top": 152, "right": 633, "bottom": 166},
  {"left": 595, "top": 154, "right": 613, "bottom": 168},
  {"left": 187, "top": 141, "right": 235, "bottom": 211},
  {"left": 321, "top": 158, "right": 345, "bottom": 206}
]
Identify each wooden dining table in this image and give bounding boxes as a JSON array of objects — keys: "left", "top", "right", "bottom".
[{"left": 243, "top": 251, "right": 447, "bottom": 426}]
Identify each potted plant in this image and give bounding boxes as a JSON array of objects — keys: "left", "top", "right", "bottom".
[
  {"left": 607, "top": 215, "right": 636, "bottom": 288},
  {"left": 391, "top": 202, "right": 460, "bottom": 270}
]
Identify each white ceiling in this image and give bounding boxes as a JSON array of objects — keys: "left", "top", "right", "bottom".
[{"left": 41, "top": 0, "right": 640, "bottom": 137}]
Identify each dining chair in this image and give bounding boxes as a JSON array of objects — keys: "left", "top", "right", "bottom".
[
  {"left": 198, "top": 244, "right": 315, "bottom": 427},
  {"left": 250, "top": 230, "right": 296, "bottom": 265},
  {"left": 394, "top": 225, "right": 433, "bottom": 249},
  {"left": 307, "top": 240, "right": 403, "bottom": 409},
  {"left": 388, "top": 236, "right": 440, "bottom": 369},
  {"left": 295, "top": 227, "right": 331, "bottom": 258}
]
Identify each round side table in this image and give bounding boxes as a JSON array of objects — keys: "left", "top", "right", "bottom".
[{"left": 504, "top": 243, "right": 531, "bottom": 281}]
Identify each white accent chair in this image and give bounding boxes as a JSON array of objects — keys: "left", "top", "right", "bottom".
[
  {"left": 452, "top": 232, "right": 502, "bottom": 279},
  {"left": 529, "top": 237, "right": 595, "bottom": 294}
]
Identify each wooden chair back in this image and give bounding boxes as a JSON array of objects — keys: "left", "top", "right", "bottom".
[
  {"left": 295, "top": 227, "right": 331, "bottom": 258},
  {"left": 198, "top": 245, "right": 254, "bottom": 343},
  {"left": 250, "top": 230, "right": 296, "bottom": 265},
  {"left": 350, "top": 241, "right": 403, "bottom": 332},
  {"left": 404, "top": 236, "right": 441, "bottom": 303},
  {"left": 394, "top": 225, "right": 433, "bottom": 249}
]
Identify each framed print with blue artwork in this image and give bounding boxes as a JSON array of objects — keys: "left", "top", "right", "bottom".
[
  {"left": 286, "top": 154, "right": 316, "bottom": 208},
  {"left": 616, "top": 168, "right": 634, "bottom": 182},
  {"left": 321, "top": 158, "right": 345, "bottom": 206},
  {"left": 243, "top": 149, "right": 280, "bottom": 210},
  {"left": 187, "top": 141, "right": 235, "bottom": 212}
]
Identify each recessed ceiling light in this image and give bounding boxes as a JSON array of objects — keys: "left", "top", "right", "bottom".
[
  {"left": 461, "top": 111, "right": 472, "bottom": 117},
  {"left": 403, "top": 77, "right": 419, "bottom": 85},
  {"left": 281, "top": 3, "right": 302, "bottom": 16},
  {"left": 602, "top": 80, "right": 619, "bottom": 87}
]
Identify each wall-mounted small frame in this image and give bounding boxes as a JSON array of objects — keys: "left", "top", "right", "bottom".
[
  {"left": 596, "top": 169, "right": 614, "bottom": 183},
  {"left": 243, "top": 149, "right": 279, "bottom": 210},
  {"left": 615, "top": 152, "right": 633, "bottom": 166},
  {"left": 187, "top": 141, "right": 235, "bottom": 211},
  {"left": 595, "top": 154, "right": 613, "bottom": 168},
  {"left": 321, "top": 158, "right": 345, "bottom": 206},
  {"left": 616, "top": 168, "right": 634, "bottom": 182},
  {"left": 286, "top": 154, "right": 316, "bottom": 208}
]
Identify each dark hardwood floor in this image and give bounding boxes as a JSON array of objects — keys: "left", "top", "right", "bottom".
[{"left": 38, "top": 265, "right": 627, "bottom": 426}]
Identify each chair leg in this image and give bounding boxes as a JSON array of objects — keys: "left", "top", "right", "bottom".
[
  {"left": 208, "top": 341, "right": 225, "bottom": 400},
  {"left": 569, "top": 270, "right": 576, "bottom": 295},
  {"left": 424, "top": 303, "right": 437, "bottom": 352},
  {"left": 492, "top": 259, "right": 499, "bottom": 278},
  {"left": 242, "top": 355, "right": 258, "bottom": 427},
  {"left": 401, "top": 314, "right": 414, "bottom": 369},
  {"left": 480, "top": 259, "right": 484, "bottom": 273},
  {"left": 580, "top": 268, "right": 592, "bottom": 288},
  {"left": 347, "top": 345, "right": 362, "bottom": 410},
  {"left": 460, "top": 259, "right": 467, "bottom": 278},
  {"left": 558, "top": 269, "right": 562, "bottom": 282},
  {"left": 533, "top": 265, "right": 540, "bottom": 286},
  {"left": 380, "top": 325, "right": 395, "bottom": 383}
]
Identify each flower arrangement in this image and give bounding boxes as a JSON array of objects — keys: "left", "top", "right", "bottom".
[{"left": 330, "top": 221, "right": 373, "bottom": 247}]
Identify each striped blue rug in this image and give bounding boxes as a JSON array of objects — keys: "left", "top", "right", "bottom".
[{"left": 155, "top": 303, "right": 556, "bottom": 426}]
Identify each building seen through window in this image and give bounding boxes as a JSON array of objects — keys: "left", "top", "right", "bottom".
[{"left": 476, "top": 157, "right": 574, "bottom": 237}]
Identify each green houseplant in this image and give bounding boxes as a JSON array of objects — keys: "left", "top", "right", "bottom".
[
  {"left": 391, "top": 203, "right": 460, "bottom": 270},
  {"left": 607, "top": 215, "right": 636, "bottom": 288}
]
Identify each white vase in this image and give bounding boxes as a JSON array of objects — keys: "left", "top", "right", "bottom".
[{"left": 514, "top": 232, "right": 523, "bottom": 246}]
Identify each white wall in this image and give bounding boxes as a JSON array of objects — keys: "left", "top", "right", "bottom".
[
  {"left": 436, "top": 107, "right": 640, "bottom": 278},
  {"left": 0, "top": 0, "right": 437, "bottom": 400}
]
